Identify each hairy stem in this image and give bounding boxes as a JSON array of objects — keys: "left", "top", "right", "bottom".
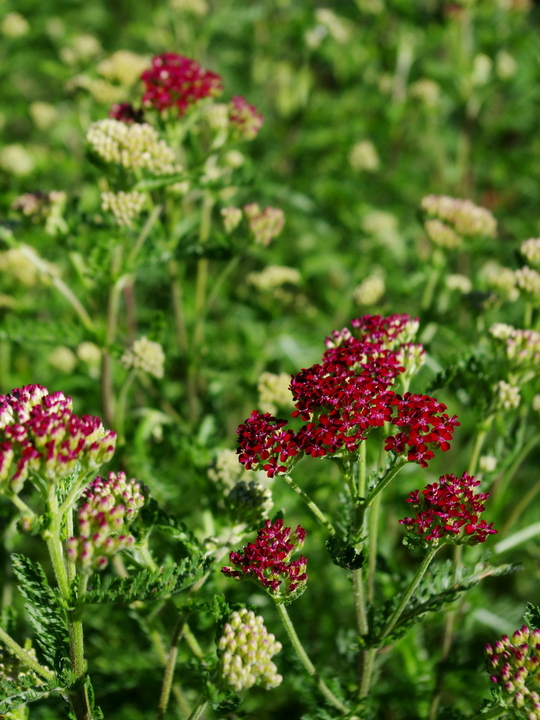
[
  {"left": 364, "top": 458, "right": 408, "bottom": 509},
  {"left": 186, "top": 696, "right": 208, "bottom": 720},
  {"left": 282, "top": 474, "right": 335, "bottom": 534},
  {"left": 275, "top": 603, "right": 348, "bottom": 714},
  {"left": 0, "top": 625, "right": 55, "bottom": 681}
]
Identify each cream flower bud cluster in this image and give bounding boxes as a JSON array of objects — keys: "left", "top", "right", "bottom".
[
  {"left": 101, "top": 191, "right": 146, "bottom": 227},
  {"left": 479, "top": 455, "right": 497, "bottom": 473},
  {"left": 446, "top": 274, "right": 473, "bottom": 294},
  {"left": 86, "top": 119, "right": 177, "bottom": 175},
  {"left": 243, "top": 203, "right": 285, "bottom": 246},
  {"left": 521, "top": 239, "right": 540, "bottom": 267},
  {"left": 396, "top": 343, "right": 426, "bottom": 380},
  {"left": 226, "top": 480, "right": 273, "bottom": 527},
  {"left": 353, "top": 275, "right": 385, "bottom": 306},
  {"left": 67, "top": 471, "right": 144, "bottom": 571},
  {"left": 515, "top": 266, "right": 540, "bottom": 299},
  {"left": 348, "top": 140, "right": 380, "bottom": 172},
  {"left": 258, "top": 372, "right": 294, "bottom": 416},
  {"left": 0, "top": 248, "right": 56, "bottom": 287},
  {"left": 221, "top": 206, "right": 242, "bottom": 233},
  {"left": 247, "top": 266, "right": 300, "bottom": 293},
  {"left": 97, "top": 50, "right": 149, "bottom": 87},
  {"left": 421, "top": 194, "right": 497, "bottom": 240},
  {"left": 494, "top": 380, "right": 521, "bottom": 410},
  {"left": 480, "top": 262, "right": 518, "bottom": 301},
  {"left": 506, "top": 329, "right": 540, "bottom": 370},
  {"left": 485, "top": 626, "right": 540, "bottom": 719},
  {"left": 208, "top": 448, "right": 257, "bottom": 492},
  {"left": 121, "top": 337, "right": 165, "bottom": 379},
  {"left": 218, "top": 609, "right": 282, "bottom": 692},
  {"left": 490, "top": 323, "right": 516, "bottom": 341},
  {"left": 424, "top": 218, "right": 463, "bottom": 249},
  {"left": 386, "top": 317, "right": 420, "bottom": 350}
]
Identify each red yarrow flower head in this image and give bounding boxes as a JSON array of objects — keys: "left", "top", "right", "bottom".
[
  {"left": 222, "top": 518, "right": 308, "bottom": 603},
  {"left": 141, "top": 53, "right": 223, "bottom": 116},
  {"left": 399, "top": 472, "right": 497, "bottom": 547},
  {"left": 228, "top": 96, "right": 263, "bottom": 140},
  {"left": 109, "top": 102, "right": 145, "bottom": 124},
  {"left": 0, "top": 385, "right": 116, "bottom": 495}
]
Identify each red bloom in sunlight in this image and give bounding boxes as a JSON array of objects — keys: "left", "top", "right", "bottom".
[
  {"left": 399, "top": 472, "right": 497, "bottom": 545},
  {"left": 141, "top": 53, "right": 222, "bottom": 115}
]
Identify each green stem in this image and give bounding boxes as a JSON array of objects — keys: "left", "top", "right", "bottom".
[
  {"left": 281, "top": 474, "right": 335, "bottom": 534},
  {"left": 127, "top": 204, "right": 162, "bottom": 266},
  {"left": 492, "top": 433, "right": 540, "bottom": 512},
  {"left": 524, "top": 301, "right": 533, "bottom": 329},
  {"left": 468, "top": 424, "right": 491, "bottom": 477},
  {"left": 102, "top": 273, "right": 129, "bottom": 429},
  {"left": 168, "top": 259, "right": 189, "bottom": 356},
  {"left": 158, "top": 616, "right": 185, "bottom": 720},
  {"left": 9, "top": 493, "right": 36, "bottom": 522},
  {"left": 364, "top": 458, "right": 408, "bottom": 509},
  {"left": 501, "top": 478, "right": 540, "bottom": 536},
  {"left": 469, "top": 708, "right": 508, "bottom": 720},
  {"left": 275, "top": 603, "right": 349, "bottom": 714},
  {"left": 115, "top": 368, "right": 138, "bottom": 446},
  {"left": 0, "top": 625, "right": 55, "bottom": 682},
  {"left": 380, "top": 545, "right": 439, "bottom": 640},
  {"left": 358, "top": 648, "right": 377, "bottom": 699},
  {"left": 186, "top": 696, "right": 208, "bottom": 720},
  {"left": 421, "top": 264, "right": 441, "bottom": 312},
  {"left": 352, "top": 568, "right": 368, "bottom": 637},
  {"left": 367, "top": 493, "right": 381, "bottom": 605}
]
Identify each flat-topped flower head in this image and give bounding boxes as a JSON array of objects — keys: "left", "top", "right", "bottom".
[
  {"left": 521, "top": 238, "right": 540, "bottom": 267},
  {"left": 67, "top": 471, "right": 144, "bottom": 571},
  {"left": 0, "top": 385, "right": 116, "bottom": 494},
  {"left": 243, "top": 203, "right": 285, "bottom": 246},
  {"left": 228, "top": 96, "right": 263, "bottom": 140},
  {"left": 141, "top": 53, "right": 222, "bottom": 115},
  {"left": 218, "top": 609, "right": 282, "bottom": 692},
  {"left": 400, "top": 472, "right": 497, "bottom": 547},
  {"left": 420, "top": 194, "right": 497, "bottom": 239},
  {"left": 222, "top": 518, "right": 307, "bottom": 603},
  {"left": 485, "top": 625, "right": 540, "bottom": 719}
]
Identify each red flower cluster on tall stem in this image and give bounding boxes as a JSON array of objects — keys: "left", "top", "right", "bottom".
[
  {"left": 222, "top": 518, "right": 307, "bottom": 597},
  {"left": 399, "top": 472, "right": 497, "bottom": 545},
  {"left": 237, "top": 315, "right": 459, "bottom": 477},
  {"left": 141, "top": 53, "right": 223, "bottom": 115}
]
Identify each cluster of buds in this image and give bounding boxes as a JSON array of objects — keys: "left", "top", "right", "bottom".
[
  {"left": 121, "top": 336, "right": 165, "bottom": 379},
  {"left": 480, "top": 262, "right": 519, "bottom": 302},
  {"left": 222, "top": 519, "right": 308, "bottom": 602},
  {"left": 395, "top": 343, "right": 426, "bottom": 387},
  {"left": 12, "top": 191, "right": 52, "bottom": 219},
  {"left": 0, "top": 247, "right": 56, "bottom": 287},
  {"left": 258, "top": 371, "right": 294, "bottom": 416},
  {"left": 228, "top": 96, "right": 263, "bottom": 140},
  {"left": 67, "top": 471, "right": 144, "bottom": 570},
  {"left": 485, "top": 626, "right": 540, "bottom": 718},
  {"left": 247, "top": 266, "right": 301, "bottom": 295},
  {"left": 515, "top": 266, "right": 540, "bottom": 299},
  {"left": 399, "top": 472, "right": 497, "bottom": 546},
  {"left": 491, "top": 324, "right": 540, "bottom": 384},
  {"left": 141, "top": 53, "right": 222, "bottom": 115},
  {"left": 86, "top": 119, "right": 177, "bottom": 175},
  {"left": 218, "top": 609, "right": 282, "bottom": 692},
  {"left": 221, "top": 206, "right": 243, "bottom": 233},
  {"left": 521, "top": 238, "right": 540, "bottom": 267},
  {"left": 208, "top": 448, "right": 257, "bottom": 493},
  {"left": 237, "top": 315, "right": 455, "bottom": 477},
  {"left": 353, "top": 275, "right": 385, "bottom": 306},
  {"left": 0, "top": 385, "right": 116, "bottom": 494},
  {"left": 226, "top": 480, "right": 273, "bottom": 528},
  {"left": 243, "top": 203, "right": 285, "bottom": 246},
  {"left": 101, "top": 190, "right": 146, "bottom": 227},
  {"left": 420, "top": 194, "right": 497, "bottom": 245},
  {"left": 494, "top": 380, "right": 521, "bottom": 410},
  {"left": 97, "top": 50, "right": 149, "bottom": 88}
]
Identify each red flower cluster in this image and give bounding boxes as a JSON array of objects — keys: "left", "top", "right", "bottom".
[
  {"left": 109, "top": 102, "right": 145, "bottom": 124},
  {"left": 141, "top": 53, "right": 223, "bottom": 115},
  {"left": 222, "top": 518, "right": 308, "bottom": 598},
  {"left": 229, "top": 96, "right": 263, "bottom": 140},
  {"left": 237, "top": 315, "right": 458, "bottom": 477},
  {"left": 399, "top": 472, "right": 497, "bottom": 545},
  {"left": 0, "top": 385, "right": 116, "bottom": 494}
]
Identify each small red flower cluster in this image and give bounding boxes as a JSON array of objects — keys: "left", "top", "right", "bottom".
[
  {"left": 222, "top": 518, "right": 308, "bottom": 597},
  {"left": 399, "top": 472, "right": 497, "bottom": 545},
  {"left": 229, "top": 96, "right": 264, "bottom": 140},
  {"left": 109, "top": 102, "right": 145, "bottom": 124},
  {"left": 141, "top": 53, "right": 223, "bottom": 115},
  {"left": 237, "top": 315, "right": 458, "bottom": 477},
  {"left": 0, "top": 385, "right": 116, "bottom": 494}
]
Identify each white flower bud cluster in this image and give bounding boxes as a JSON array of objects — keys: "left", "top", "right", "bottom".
[
  {"left": 521, "top": 238, "right": 540, "bottom": 267},
  {"left": 86, "top": 119, "right": 177, "bottom": 175},
  {"left": 218, "top": 609, "right": 282, "bottom": 692},
  {"left": 208, "top": 448, "right": 256, "bottom": 492},
  {"left": 489, "top": 323, "right": 516, "bottom": 341},
  {"left": 221, "top": 206, "right": 242, "bottom": 233},
  {"left": 479, "top": 455, "right": 497, "bottom": 473},
  {"left": 390, "top": 318, "right": 420, "bottom": 349},
  {"left": 446, "top": 274, "right": 472, "bottom": 294},
  {"left": 244, "top": 203, "right": 285, "bottom": 246},
  {"left": 258, "top": 372, "right": 294, "bottom": 416},
  {"left": 409, "top": 78, "right": 440, "bottom": 107},
  {"left": 97, "top": 50, "right": 149, "bottom": 87},
  {"left": 226, "top": 480, "right": 273, "bottom": 527},
  {"left": 353, "top": 275, "right": 385, "bottom": 306},
  {"left": 121, "top": 336, "right": 165, "bottom": 379},
  {"left": 491, "top": 324, "right": 540, "bottom": 382},
  {"left": 515, "top": 266, "right": 540, "bottom": 299},
  {"left": 203, "top": 103, "right": 230, "bottom": 131},
  {"left": 1, "top": 12, "right": 30, "bottom": 38},
  {"left": 494, "top": 380, "right": 521, "bottom": 410},
  {"left": 421, "top": 194, "right": 497, "bottom": 240},
  {"left": 30, "top": 101, "right": 58, "bottom": 130},
  {"left": 424, "top": 218, "right": 463, "bottom": 249},
  {"left": 396, "top": 343, "right": 426, "bottom": 381},
  {"left": 0, "top": 248, "right": 56, "bottom": 286},
  {"left": 101, "top": 190, "right": 146, "bottom": 227},
  {"left": 349, "top": 140, "right": 379, "bottom": 172},
  {"left": 247, "top": 265, "right": 301, "bottom": 293},
  {"left": 480, "top": 262, "right": 518, "bottom": 301},
  {"left": 0, "top": 144, "right": 35, "bottom": 176},
  {"left": 73, "top": 75, "right": 125, "bottom": 104}
]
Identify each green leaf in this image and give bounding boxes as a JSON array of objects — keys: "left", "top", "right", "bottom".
[
  {"left": 523, "top": 602, "right": 540, "bottom": 630},
  {"left": 204, "top": 679, "right": 242, "bottom": 713},
  {"left": 326, "top": 535, "right": 364, "bottom": 570},
  {"left": 10, "top": 554, "right": 70, "bottom": 676},
  {"left": 0, "top": 675, "right": 60, "bottom": 713},
  {"left": 138, "top": 498, "right": 203, "bottom": 555},
  {"left": 83, "top": 554, "right": 213, "bottom": 605}
]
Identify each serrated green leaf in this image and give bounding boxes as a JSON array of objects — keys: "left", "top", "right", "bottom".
[
  {"left": 0, "top": 675, "right": 60, "bottom": 713},
  {"left": 326, "top": 535, "right": 364, "bottom": 570},
  {"left": 204, "top": 679, "right": 242, "bottom": 713},
  {"left": 83, "top": 554, "right": 213, "bottom": 605},
  {"left": 138, "top": 499, "right": 203, "bottom": 555},
  {"left": 523, "top": 602, "right": 540, "bottom": 630},
  {"left": 10, "top": 555, "right": 70, "bottom": 676}
]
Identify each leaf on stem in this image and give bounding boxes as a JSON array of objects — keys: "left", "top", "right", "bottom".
[
  {"left": 0, "top": 675, "right": 59, "bottom": 713},
  {"left": 326, "top": 535, "right": 364, "bottom": 571}
]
